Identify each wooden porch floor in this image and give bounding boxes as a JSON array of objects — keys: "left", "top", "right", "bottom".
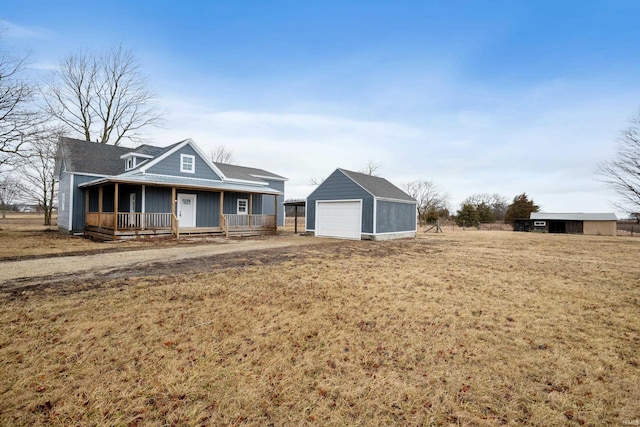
[{"left": 84, "top": 225, "right": 276, "bottom": 241}]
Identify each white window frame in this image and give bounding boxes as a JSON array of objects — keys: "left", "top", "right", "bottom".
[
  {"left": 61, "top": 193, "right": 66, "bottom": 211},
  {"left": 180, "top": 154, "right": 195, "bottom": 173},
  {"left": 237, "top": 198, "right": 248, "bottom": 215},
  {"left": 126, "top": 157, "right": 136, "bottom": 171}
]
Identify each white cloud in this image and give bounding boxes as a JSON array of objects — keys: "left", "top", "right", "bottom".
[{"left": 0, "top": 19, "right": 53, "bottom": 39}]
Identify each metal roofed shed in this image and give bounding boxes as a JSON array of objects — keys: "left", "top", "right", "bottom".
[
  {"left": 516, "top": 212, "right": 618, "bottom": 236},
  {"left": 305, "top": 168, "right": 417, "bottom": 240}
]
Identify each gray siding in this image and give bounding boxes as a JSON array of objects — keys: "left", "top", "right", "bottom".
[
  {"left": 57, "top": 172, "right": 72, "bottom": 231},
  {"left": 222, "top": 192, "right": 262, "bottom": 215},
  {"left": 176, "top": 190, "right": 221, "bottom": 227},
  {"left": 306, "top": 169, "right": 374, "bottom": 233},
  {"left": 145, "top": 187, "right": 172, "bottom": 213},
  {"left": 376, "top": 200, "right": 417, "bottom": 233},
  {"left": 72, "top": 174, "right": 101, "bottom": 232},
  {"left": 261, "top": 179, "right": 285, "bottom": 226},
  {"left": 147, "top": 145, "right": 222, "bottom": 180},
  {"left": 118, "top": 185, "right": 143, "bottom": 212}
]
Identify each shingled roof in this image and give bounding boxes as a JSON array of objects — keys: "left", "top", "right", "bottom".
[
  {"left": 57, "top": 137, "right": 287, "bottom": 188},
  {"left": 339, "top": 169, "right": 415, "bottom": 201},
  {"left": 214, "top": 162, "right": 287, "bottom": 182},
  {"left": 58, "top": 137, "right": 131, "bottom": 176}
]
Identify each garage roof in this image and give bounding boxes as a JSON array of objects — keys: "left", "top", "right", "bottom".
[
  {"left": 340, "top": 169, "right": 415, "bottom": 202},
  {"left": 530, "top": 212, "right": 617, "bottom": 221}
]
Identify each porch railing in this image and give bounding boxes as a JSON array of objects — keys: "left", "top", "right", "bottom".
[
  {"left": 115, "top": 212, "right": 174, "bottom": 229},
  {"left": 86, "top": 212, "right": 115, "bottom": 229},
  {"left": 86, "top": 212, "right": 174, "bottom": 230},
  {"left": 223, "top": 214, "right": 276, "bottom": 228}
]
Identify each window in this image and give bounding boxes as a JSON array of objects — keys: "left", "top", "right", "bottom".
[
  {"left": 126, "top": 157, "right": 135, "bottom": 170},
  {"left": 61, "top": 193, "right": 66, "bottom": 211},
  {"left": 237, "top": 199, "right": 248, "bottom": 215},
  {"left": 180, "top": 154, "right": 195, "bottom": 173}
]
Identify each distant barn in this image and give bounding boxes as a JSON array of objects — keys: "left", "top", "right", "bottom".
[{"left": 514, "top": 213, "right": 617, "bottom": 236}]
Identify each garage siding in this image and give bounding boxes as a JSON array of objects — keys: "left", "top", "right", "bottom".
[
  {"left": 583, "top": 220, "right": 616, "bottom": 236},
  {"left": 306, "top": 170, "right": 374, "bottom": 233},
  {"left": 376, "top": 200, "right": 417, "bottom": 233}
]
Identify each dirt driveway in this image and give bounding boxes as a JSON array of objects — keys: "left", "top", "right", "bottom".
[{"left": 0, "top": 235, "right": 330, "bottom": 297}]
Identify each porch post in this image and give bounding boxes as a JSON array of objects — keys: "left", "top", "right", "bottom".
[
  {"left": 85, "top": 190, "right": 89, "bottom": 215},
  {"left": 220, "top": 191, "right": 226, "bottom": 237},
  {"left": 171, "top": 186, "right": 176, "bottom": 219},
  {"left": 274, "top": 194, "right": 278, "bottom": 231},
  {"left": 113, "top": 183, "right": 119, "bottom": 232},
  {"left": 141, "top": 185, "right": 146, "bottom": 230},
  {"left": 98, "top": 186, "right": 103, "bottom": 228},
  {"left": 249, "top": 194, "right": 253, "bottom": 227}
]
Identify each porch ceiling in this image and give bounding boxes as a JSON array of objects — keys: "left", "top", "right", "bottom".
[{"left": 78, "top": 174, "right": 282, "bottom": 195}]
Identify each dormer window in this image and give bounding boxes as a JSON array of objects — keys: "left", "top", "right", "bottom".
[
  {"left": 126, "top": 157, "right": 136, "bottom": 171},
  {"left": 181, "top": 154, "right": 195, "bottom": 173},
  {"left": 121, "top": 151, "right": 152, "bottom": 170}
]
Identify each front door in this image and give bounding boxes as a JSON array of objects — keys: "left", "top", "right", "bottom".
[{"left": 177, "top": 194, "right": 197, "bottom": 228}]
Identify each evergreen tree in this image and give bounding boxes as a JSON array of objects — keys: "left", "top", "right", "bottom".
[{"left": 505, "top": 193, "right": 539, "bottom": 224}]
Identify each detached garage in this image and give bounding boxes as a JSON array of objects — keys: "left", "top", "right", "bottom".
[
  {"left": 529, "top": 212, "right": 618, "bottom": 236},
  {"left": 306, "top": 168, "right": 417, "bottom": 240}
]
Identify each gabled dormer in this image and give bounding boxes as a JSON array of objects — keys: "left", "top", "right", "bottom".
[{"left": 121, "top": 152, "right": 154, "bottom": 171}]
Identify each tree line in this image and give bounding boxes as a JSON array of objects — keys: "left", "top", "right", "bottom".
[
  {"left": 0, "top": 35, "right": 162, "bottom": 224},
  {"left": 3, "top": 29, "right": 640, "bottom": 226}
]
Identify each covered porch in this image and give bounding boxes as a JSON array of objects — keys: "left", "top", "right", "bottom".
[{"left": 79, "top": 179, "right": 280, "bottom": 241}]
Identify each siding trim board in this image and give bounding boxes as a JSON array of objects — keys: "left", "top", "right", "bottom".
[{"left": 68, "top": 174, "right": 74, "bottom": 230}]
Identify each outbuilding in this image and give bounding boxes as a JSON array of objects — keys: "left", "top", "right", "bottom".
[
  {"left": 306, "top": 168, "right": 417, "bottom": 240},
  {"left": 525, "top": 212, "right": 618, "bottom": 236}
]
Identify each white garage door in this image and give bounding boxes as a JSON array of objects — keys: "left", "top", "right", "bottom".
[{"left": 316, "top": 200, "right": 362, "bottom": 240}]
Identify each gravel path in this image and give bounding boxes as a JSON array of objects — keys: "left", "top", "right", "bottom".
[{"left": 0, "top": 236, "right": 322, "bottom": 284}]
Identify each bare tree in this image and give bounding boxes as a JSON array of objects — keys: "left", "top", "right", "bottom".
[
  {"left": 0, "top": 39, "right": 41, "bottom": 167},
  {"left": 43, "top": 45, "right": 161, "bottom": 146},
  {"left": 209, "top": 146, "right": 234, "bottom": 164},
  {"left": 18, "top": 128, "right": 61, "bottom": 225},
  {"left": 462, "top": 193, "right": 508, "bottom": 221},
  {"left": 403, "top": 180, "right": 449, "bottom": 225},
  {"left": 597, "top": 109, "right": 640, "bottom": 215},
  {"left": 0, "top": 174, "right": 23, "bottom": 218},
  {"left": 309, "top": 176, "right": 325, "bottom": 186},
  {"left": 359, "top": 160, "right": 381, "bottom": 176}
]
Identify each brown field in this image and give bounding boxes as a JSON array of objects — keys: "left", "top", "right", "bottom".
[
  {"left": 0, "top": 213, "right": 232, "bottom": 260},
  {"left": 0, "top": 223, "right": 639, "bottom": 425}
]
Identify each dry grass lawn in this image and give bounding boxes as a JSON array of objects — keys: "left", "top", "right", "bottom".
[
  {"left": 1, "top": 231, "right": 639, "bottom": 426},
  {"left": 0, "top": 213, "right": 221, "bottom": 260}
]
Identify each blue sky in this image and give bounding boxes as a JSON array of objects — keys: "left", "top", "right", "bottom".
[{"left": 3, "top": 1, "right": 640, "bottom": 215}]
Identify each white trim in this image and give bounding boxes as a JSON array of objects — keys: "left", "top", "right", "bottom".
[
  {"left": 141, "top": 185, "right": 146, "bottom": 229},
  {"left": 70, "top": 171, "right": 108, "bottom": 178},
  {"left": 180, "top": 154, "right": 195, "bottom": 173},
  {"left": 177, "top": 193, "right": 197, "bottom": 228},
  {"left": 373, "top": 197, "right": 377, "bottom": 234},
  {"left": 361, "top": 231, "right": 416, "bottom": 241},
  {"left": 126, "top": 157, "right": 136, "bottom": 171},
  {"left": 120, "top": 152, "right": 153, "bottom": 159},
  {"left": 336, "top": 169, "right": 375, "bottom": 198},
  {"left": 134, "top": 138, "right": 227, "bottom": 179},
  {"left": 237, "top": 198, "right": 249, "bottom": 215},
  {"left": 77, "top": 174, "right": 282, "bottom": 195},
  {"left": 224, "top": 177, "right": 270, "bottom": 186},
  {"left": 68, "top": 174, "right": 74, "bottom": 230},
  {"left": 249, "top": 174, "right": 288, "bottom": 182},
  {"left": 315, "top": 199, "right": 362, "bottom": 240},
  {"left": 375, "top": 197, "right": 418, "bottom": 204}
]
